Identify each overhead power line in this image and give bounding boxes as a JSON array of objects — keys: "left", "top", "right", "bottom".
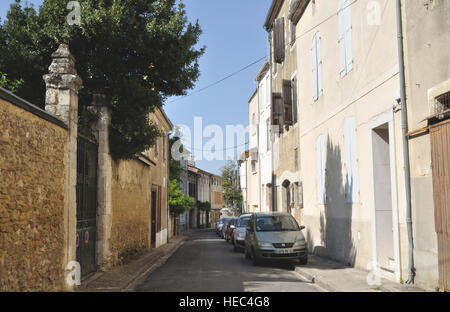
[{"left": 167, "top": 56, "right": 267, "bottom": 104}]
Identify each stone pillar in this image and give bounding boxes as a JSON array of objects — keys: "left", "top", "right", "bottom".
[
  {"left": 92, "top": 94, "right": 112, "bottom": 270},
  {"left": 43, "top": 44, "right": 82, "bottom": 288}
]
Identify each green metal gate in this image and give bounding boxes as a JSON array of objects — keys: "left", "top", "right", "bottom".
[{"left": 76, "top": 108, "right": 98, "bottom": 276}]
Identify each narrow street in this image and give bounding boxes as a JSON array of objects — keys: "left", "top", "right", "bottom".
[{"left": 136, "top": 230, "right": 320, "bottom": 292}]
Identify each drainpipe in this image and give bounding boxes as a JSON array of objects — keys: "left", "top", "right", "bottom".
[
  {"left": 396, "top": 0, "right": 415, "bottom": 284},
  {"left": 267, "top": 29, "right": 276, "bottom": 213}
]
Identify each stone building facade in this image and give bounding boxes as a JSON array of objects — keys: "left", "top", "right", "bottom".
[
  {"left": 401, "top": 0, "right": 450, "bottom": 290},
  {"left": 265, "top": 0, "right": 302, "bottom": 223}
]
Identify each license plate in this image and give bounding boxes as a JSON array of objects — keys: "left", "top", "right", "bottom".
[{"left": 275, "top": 249, "right": 293, "bottom": 254}]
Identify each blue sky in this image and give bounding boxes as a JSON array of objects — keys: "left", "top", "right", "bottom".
[{"left": 0, "top": 0, "right": 272, "bottom": 175}]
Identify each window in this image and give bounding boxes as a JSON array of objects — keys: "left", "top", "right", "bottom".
[
  {"left": 289, "top": 184, "right": 295, "bottom": 207},
  {"left": 339, "top": 0, "right": 353, "bottom": 77},
  {"left": 271, "top": 93, "right": 283, "bottom": 127},
  {"left": 344, "top": 117, "right": 359, "bottom": 203},
  {"left": 294, "top": 148, "right": 299, "bottom": 171},
  {"left": 316, "top": 134, "right": 326, "bottom": 204},
  {"left": 290, "top": 20, "right": 296, "bottom": 46},
  {"left": 282, "top": 80, "right": 293, "bottom": 126},
  {"left": 266, "top": 75, "right": 270, "bottom": 107},
  {"left": 312, "top": 32, "right": 323, "bottom": 101},
  {"left": 266, "top": 118, "right": 271, "bottom": 151},
  {"left": 436, "top": 91, "right": 450, "bottom": 113},
  {"left": 162, "top": 133, "right": 166, "bottom": 163},
  {"left": 154, "top": 121, "right": 159, "bottom": 157},
  {"left": 251, "top": 160, "right": 257, "bottom": 172},
  {"left": 292, "top": 77, "right": 298, "bottom": 124},
  {"left": 298, "top": 181, "right": 304, "bottom": 208},
  {"left": 273, "top": 17, "right": 285, "bottom": 64}
]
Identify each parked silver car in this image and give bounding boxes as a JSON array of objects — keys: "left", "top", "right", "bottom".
[
  {"left": 244, "top": 212, "right": 307, "bottom": 265},
  {"left": 232, "top": 214, "right": 252, "bottom": 252}
]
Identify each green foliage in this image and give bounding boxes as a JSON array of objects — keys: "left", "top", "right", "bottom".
[
  {"left": 169, "top": 179, "right": 194, "bottom": 216},
  {"left": 0, "top": 72, "right": 24, "bottom": 93},
  {"left": 169, "top": 134, "right": 184, "bottom": 181},
  {"left": 220, "top": 160, "right": 242, "bottom": 209},
  {"left": 0, "top": 0, "right": 204, "bottom": 159},
  {"left": 198, "top": 201, "right": 211, "bottom": 212}
]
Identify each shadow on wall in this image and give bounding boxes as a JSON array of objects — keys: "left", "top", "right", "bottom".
[{"left": 306, "top": 136, "right": 357, "bottom": 267}]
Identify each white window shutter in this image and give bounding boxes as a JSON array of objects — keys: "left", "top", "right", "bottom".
[
  {"left": 312, "top": 34, "right": 318, "bottom": 100},
  {"left": 338, "top": 0, "right": 347, "bottom": 77},
  {"left": 344, "top": 0, "right": 353, "bottom": 73},
  {"left": 317, "top": 32, "right": 323, "bottom": 97}
]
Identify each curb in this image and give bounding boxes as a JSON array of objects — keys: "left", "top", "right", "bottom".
[
  {"left": 294, "top": 267, "right": 336, "bottom": 292},
  {"left": 123, "top": 237, "right": 187, "bottom": 291},
  {"left": 78, "top": 236, "right": 187, "bottom": 292}
]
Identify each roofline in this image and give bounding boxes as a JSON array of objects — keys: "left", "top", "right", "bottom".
[
  {"left": 188, "top": 165, "right": 220, "bottom": 178},
  {"left": 156, "top": 106, "right": 173, "bottom": 130},
  {"left": 254, "top": 61, "right": 270, "bottom": 82},
  {"left": 248, "top": 89, "right": 258, "bottom": 103},
  {"left": 264, "top": 0, "right": 284, "bottom": 31},
  {"left": 289, "top": 0, "right": 311, "bottom": 25},
  {"left": 0, "top": 87, "right": 67, "bottom": 130}
]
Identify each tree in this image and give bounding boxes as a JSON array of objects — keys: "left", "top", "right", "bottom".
[
  {"left": 0, "top": 72, "right": 23, "bottom": 93},
  {"left": 168, "top": 179, "right": 194, "bottom": 216},
  {"left": 169, "top": 133, "right": 184, "bottom": 181},
  {"left": 0, "top": 0, "right": 204, "bottom": 159},
  {"left": 220, "top": 160, "right": 242, "bottom": 216}
]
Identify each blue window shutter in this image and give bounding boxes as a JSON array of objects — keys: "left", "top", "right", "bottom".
[
  {"left": 344, "top": 0, "right": 353, "bottom": 73},
  {"left": 338, "top": 0, "right": 347, "bottom": 77},
  {"left": 317, "top": 32, "right": 323, "bottom": 97},
  {"left": 312, "top": 34, "right": 318, "bottom": 100}
]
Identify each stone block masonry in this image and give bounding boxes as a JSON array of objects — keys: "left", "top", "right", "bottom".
[
  {"left": 110, "top": 159, "right": 152, "bottom": 266},
  {"left": 0, "top": 97, "right": 67, "bottom": 291}
]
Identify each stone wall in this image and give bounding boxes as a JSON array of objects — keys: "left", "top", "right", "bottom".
[
  {"left": 0, "top": 97, "right": 67, "bottom": 291},
  {"left": 110, "top": 159, "right": 151, "bottom": 266}
]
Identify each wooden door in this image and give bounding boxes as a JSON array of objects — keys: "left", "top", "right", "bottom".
[{"left": 430, "top": 119, "right": 450, "bottom": 291}]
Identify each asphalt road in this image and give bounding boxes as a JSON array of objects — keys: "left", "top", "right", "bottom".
[{"left": 136, "top": 229, "right": 320, "bottom": 292}]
